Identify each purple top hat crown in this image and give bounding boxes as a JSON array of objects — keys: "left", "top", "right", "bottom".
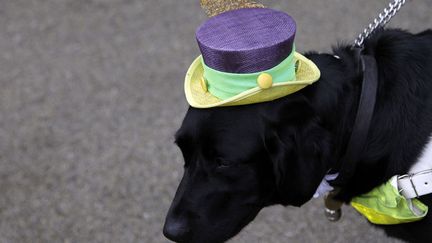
[{"left": 196, "top": 8, "right": 296, "bottom": 74}]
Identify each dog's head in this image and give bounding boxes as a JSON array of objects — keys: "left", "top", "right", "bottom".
[{"left": 163, "top": 82, "right": 337, "bottom": 242}]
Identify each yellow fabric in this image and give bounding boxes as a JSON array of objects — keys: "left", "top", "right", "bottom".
[
  {"left": 351, "top": 176, "right": 428, "bottom": 225},
  {"left": 351, "top": 201, "right": 427, "bottom": 225},
  {"left": 184, "top": 52, "right": 321, "bottom": 108}
]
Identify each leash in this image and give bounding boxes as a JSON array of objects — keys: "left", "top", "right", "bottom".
[
  {"left": 353, "top": 0, "right": 408, "bottom": 47},
  {"left": 324, "top": 0, "right": 409, "bottom": 222}
]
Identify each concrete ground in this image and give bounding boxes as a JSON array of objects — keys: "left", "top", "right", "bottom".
[{"left": 0, "top": 0, "right": 430, "bottom": 242}]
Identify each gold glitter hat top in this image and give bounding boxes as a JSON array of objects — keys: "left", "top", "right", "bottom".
[{"left": 200, "top": 0, "right": 265, "bottom": 17}]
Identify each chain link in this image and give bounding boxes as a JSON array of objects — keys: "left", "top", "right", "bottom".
[{"left": 354, "top": 0, "right": 407, "bottom": 47}]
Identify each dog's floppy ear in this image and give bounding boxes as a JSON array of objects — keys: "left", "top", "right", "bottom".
[{"left": 263, "top": 96, "right": 333, "bottom": 206}]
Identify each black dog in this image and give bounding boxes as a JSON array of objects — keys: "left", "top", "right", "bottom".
[{"left": 164, "top": 29, "right": 432, "bottom": 243}]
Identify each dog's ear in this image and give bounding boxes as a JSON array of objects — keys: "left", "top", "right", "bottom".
[{"left": 263, "top": 96, "right": 333, "bottom": 206}]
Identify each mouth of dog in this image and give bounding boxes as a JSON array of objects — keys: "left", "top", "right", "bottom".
[{"left": 164, "top": 199, "right": 264, "bottom": 243}]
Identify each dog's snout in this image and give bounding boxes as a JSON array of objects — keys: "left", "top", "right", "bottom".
[{"left": 163, "top": 217, "right": 191, "bottom": 242}]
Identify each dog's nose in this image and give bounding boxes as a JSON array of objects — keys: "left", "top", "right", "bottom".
[{"left": 163, "top": 217, "right": 191, "bottom": 242}]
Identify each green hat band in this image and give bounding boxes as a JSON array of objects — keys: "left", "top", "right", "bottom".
[{"left": 202, "top": 48, "right": 297, "bottom": 100}]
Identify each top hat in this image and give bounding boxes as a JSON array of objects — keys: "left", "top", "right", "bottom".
[{"left": 185, "top": 7, "right": 321, "bottom": 108}]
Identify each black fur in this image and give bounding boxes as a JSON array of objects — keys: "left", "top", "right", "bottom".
[{"left": 163, "top": 29, "right": 432, "bottom": 243}]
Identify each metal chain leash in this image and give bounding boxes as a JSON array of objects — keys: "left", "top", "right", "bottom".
[{"left": 354, "top": 0, "right": 408, "bottom": 47}]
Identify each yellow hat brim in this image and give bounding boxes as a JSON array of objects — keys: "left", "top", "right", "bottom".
[{"left": 185, "top": 52, "right": 321, "bottom": 108}]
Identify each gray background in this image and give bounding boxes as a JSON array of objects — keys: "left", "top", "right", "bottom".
[{"left": 0, "top": 0, "right": 430, "bottom": 242}]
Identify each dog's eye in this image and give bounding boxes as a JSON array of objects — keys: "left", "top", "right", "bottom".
[{"left": 215, "top": 158, "right": 232, "bottom": 168}]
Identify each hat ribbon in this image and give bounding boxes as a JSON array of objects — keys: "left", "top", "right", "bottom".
[{"left": 202, "top": 48, "right": 296, "bottom": 100}]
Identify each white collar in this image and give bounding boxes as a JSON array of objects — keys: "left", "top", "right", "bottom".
[{"left": 398, "top": 136, "right": 432, "bottom": 199}]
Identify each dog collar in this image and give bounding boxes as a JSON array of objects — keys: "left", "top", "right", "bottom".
[
  {"left": 322, "top": 50, "right": 379, "bottom": 222},
  {"left": 398, "top": 169, "right": 432, "bottom": 199},
  {"left": 332, "top": 49, "right": 379, "bottom": 186}
]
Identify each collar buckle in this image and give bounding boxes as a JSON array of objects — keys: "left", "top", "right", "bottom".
[{"left": 397, "top": 169, "right": 432, "bottom": 199}]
